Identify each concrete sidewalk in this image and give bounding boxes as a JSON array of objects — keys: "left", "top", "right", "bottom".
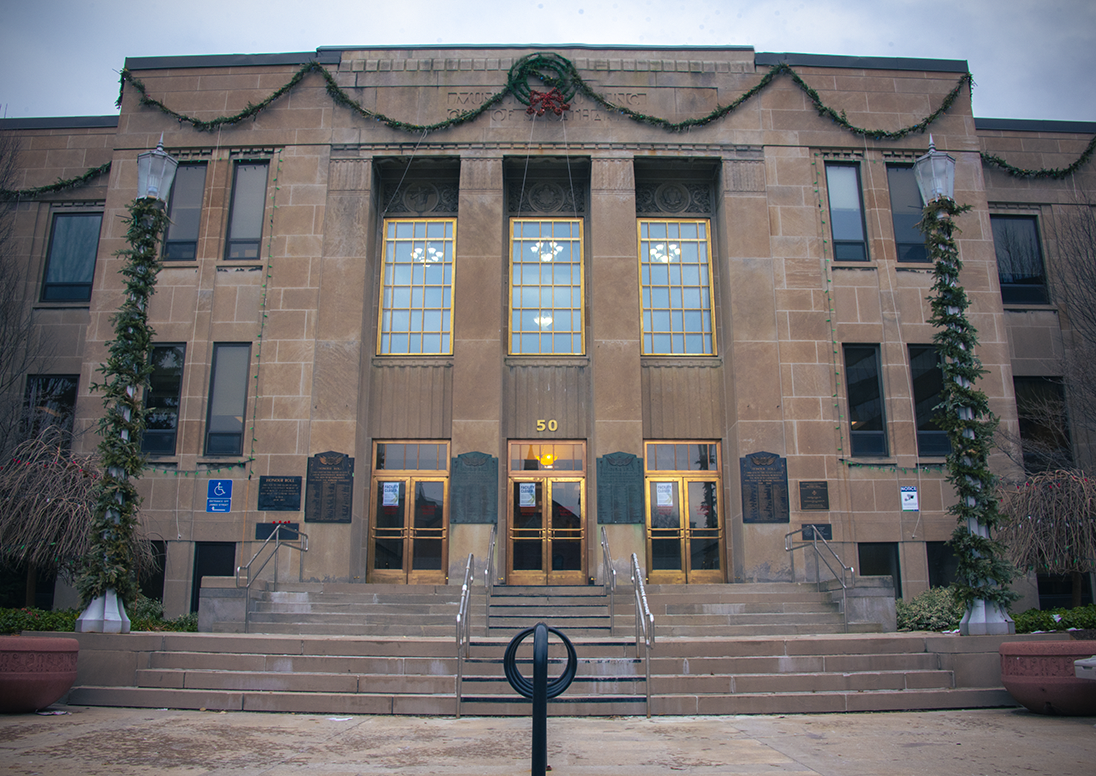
[{"left": 0, "top": 705, "right": 1093, "bottom": 775}]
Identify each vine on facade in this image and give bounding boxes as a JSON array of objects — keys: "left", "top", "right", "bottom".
[{"left": 922, "top": 198, "right": 1018, "bottom": 611}]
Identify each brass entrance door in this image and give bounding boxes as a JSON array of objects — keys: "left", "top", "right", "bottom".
[
  {"left": 370, "top": 477, "right": 448, "bottom": 584},
  {"left": 644, "top": 442, "right": 724, "bottom": 584},
  {"left": 507, "top": 442, "right": 586, "bottom": 585}
]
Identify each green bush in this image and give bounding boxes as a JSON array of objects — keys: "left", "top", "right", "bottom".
[
  {"left": 1013, "top": 604, "right": 1096, "bottom": 633},
  {"left": 0, "top": 595, "right": 197, "bottom": 634},
  {"left": 897, "top": 586, "right": 965, "bottom": 631},
  {"left": 0, "top": 607, "right": 79, "bottom": 634}
]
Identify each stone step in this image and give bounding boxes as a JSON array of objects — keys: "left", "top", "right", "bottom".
[{"left": 69, "top": 684, "right": 1014, "bottom": 717}]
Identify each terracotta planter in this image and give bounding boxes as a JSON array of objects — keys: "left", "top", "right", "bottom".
[
  {"left": 999, "top": 640, "right": 1096, "bottom": 716},
  {"left": 0, "top": 635, "right": 80, "bottom": 713}
]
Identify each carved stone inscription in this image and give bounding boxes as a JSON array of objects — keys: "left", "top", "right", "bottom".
[
  {"left": 451, "top": 452, "right": 498, "bottom": 524},
  {"left": 740, "top": 451, "right": 790, "bottom": 524},
  {"left": 258, "top": 476, "right": 302, "bottom": 512},
  {"left": 305, "top": 451, "right": 354, "bottom": 524},
  {"left": 596, "top": 452, "right": 643, "bottom": 525}
]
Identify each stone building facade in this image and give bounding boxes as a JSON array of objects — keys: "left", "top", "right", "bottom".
[{"left": 2, "top": 46, "right": 1093, "bottom": 618}]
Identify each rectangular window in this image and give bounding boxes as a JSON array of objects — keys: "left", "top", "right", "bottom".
[
  {"left": 378, "top": 219, "right": 456, "bottom": 355},
  {"left": 41, "top": 212, "right": 102, "bottom": 301},
  {"left": 858, "top": 542, "right": 901, "bottom": 598},
  {"left": 204, "top": 343, "right": 250, "bottom": 456},
  {"left": 887, "top": 165, "right": 927, "bottom": 262},
  {"left": 825, "top": 163, "right": 868, "bottom": 261},
  {"left": 638, "top": 219, "right": 715, "bottom": 355},
  {"left": 1013, "top": 376, "right": 1071, "bottom": 473},
  {"left": 908, "top": 345, "right": 950, "bottom": 457},
  {"left": 844, "top": 344, "right": 887, "bottom": 456},
  {"left": 224, "top": 161, "right": 268, "bottom": 260},
  {"left": 163, "top": 163, "right": 207, "bottom": 261},
  {"left": 992, "top": 215, "right": 1048, "bottom": 305},
  {"left": 510, "top": 219, "right": 584, "bottom": 355},
  {"left": 23, "top": 374, "right": 78, "bottom": 440},
  {"left": 142, "top": 344, "right": 186, "bottom": 456}
]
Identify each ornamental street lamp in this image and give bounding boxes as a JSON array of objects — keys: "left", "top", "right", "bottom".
[
  {"left": 914, "top": 136, "right": 1016, "bottom": 636},
  {"left": 76, "top": 137, "right": 177, "bottom": 633}
]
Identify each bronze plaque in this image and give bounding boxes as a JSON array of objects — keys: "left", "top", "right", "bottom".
[
  {"left": 596, "top": 452, "right": 644, "bottom": 525},
  {"left": 799, "top": 481, "right": 830, "bottom": 511},
  {"left": 451, "top": 452, "right": 498, "bottom": 524},
  {"left": 740, "top": 451, "right": 790, "bottom": 524},
  {"left": 305, "top": 451, "right": 354, "bottom": 524},
  {"left": 258, "top": 475, "right": 302, "bottom": 512}
]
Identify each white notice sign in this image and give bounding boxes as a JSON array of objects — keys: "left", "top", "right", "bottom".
[
  {"left": 519, "top": 482, "right": 537, "bottom": 508},
  {"left": 900, "top": 486, "right": 919, "bottom": 511},
  {"left": 383, "top": 482, "right": 401, "bottom": 507},
  {"left": 656, "top": 482, "right": 674, "bottom": 507}
]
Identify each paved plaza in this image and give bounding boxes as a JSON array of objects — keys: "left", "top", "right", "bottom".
[{"left": 0, "top": 705, "right": 1093, "bottom": 775}]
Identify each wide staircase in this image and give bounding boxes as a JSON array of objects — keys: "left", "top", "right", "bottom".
[{"left": 64, "top": 579, "right": 1021, "bottom": 715}]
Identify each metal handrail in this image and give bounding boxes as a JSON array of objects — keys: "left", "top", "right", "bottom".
[
  {"left": 485, "top": 523, "right": 497, "bottom": 628},
  {"left": 455, "top": 552, "right": 475, "bottom": 719},
  {"left": 600, "top": 526, "right": 616, "bottom": 635},
  {"left": 235, "top": 524, "right": 308, "bottom": 634},
  {"left": 630, "top": 553, "right": 654, "bottom": 718},
  {"left": 784, "top": 527, "right": 854, "bottom": 633}
]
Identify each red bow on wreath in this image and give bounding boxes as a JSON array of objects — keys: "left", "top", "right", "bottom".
[{"left": 526, "top": 87, "right": 570, "bottom": 116}]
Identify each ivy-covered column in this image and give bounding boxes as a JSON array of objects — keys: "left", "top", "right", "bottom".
[
  {"left": 76, "top": 198, "right": 169, "bottom": 632},
  {"left": 76, "top": 139, "right": 175, "bottom": 632},
  {"left": 921, "top": 196, "right": 1017, "bottom": 635}
]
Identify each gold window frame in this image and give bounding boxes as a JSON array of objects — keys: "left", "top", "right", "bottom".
[
  {"left": 377, "top": 218, "right": 456, "bottom": 356},
  {"left": 508, "top": 218, "right": 585, "bottom": 356},
  {"left": 637, "top": 218, "right": 716, "bottom": 356}
]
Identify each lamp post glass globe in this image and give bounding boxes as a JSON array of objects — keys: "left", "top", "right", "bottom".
[
  {"left": 913, "top": 134, "right": 956, "bottom": 204},
  {"left": 136, "top": 134, "right": 178, "bottom": 201}
]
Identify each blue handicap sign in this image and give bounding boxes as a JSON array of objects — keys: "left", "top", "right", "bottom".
[{"left": 207, "top": 479, "right": 233, "bottom": 512}]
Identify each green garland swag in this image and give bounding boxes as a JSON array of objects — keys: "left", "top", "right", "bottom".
[
  {"left": 77, "top": 198, "right": 169, "bottom": 607},
  {"left": 7, "top": 53, "right": 1090, "bottom": 200},
  {"left": 921, "top": 198, "right": 1018, "bottom": 611}
]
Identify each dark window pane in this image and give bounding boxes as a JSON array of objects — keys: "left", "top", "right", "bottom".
[
  {"left": 163, "top": 164, "right": 206, "bottom": 261},
  {"left": 205, "top": 343, "right": 250, "bottom": 455},
  {"left": 142, "top": 344, "right": 186, "bottom": 455},
  {"left": 909, "top": 345, "right": 951, "bottom": 457},
  {"left": 1013, "top": 376, "right": 1071, "bottom": 473},
  {"left": 858, "top": 542, "right": 902, "bottom": 598},
  {"left": 23, "top": 375, "right": 79, "bottom": 441},
  {"left": 992, "top": 215, "right": 1048, "bottom": 305},
  {"left": 42, "top": 213, "right": 101, "bottom": 301},
  {"left": 844, "top": 344, "right": 887, "bottom": 456},
  {"left": 225, "top": 162, "right": 268, "bottom": 260},
  {"left": 887, "top": 165, "right": 928, "bottom": 262},
  {"left": 826, "top": 164, "right": 867, "bottom": 261}
]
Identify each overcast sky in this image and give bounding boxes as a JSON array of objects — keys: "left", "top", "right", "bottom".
[{"left": 2, "top": 0, "right": 1093, "bottom": 123}]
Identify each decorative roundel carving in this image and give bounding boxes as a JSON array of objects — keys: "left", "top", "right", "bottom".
[
  {"left": 528, "top": 182, "right": 566, "bottom": 212},
  {"left": 402, "top": 182, "right": 440, "bottom": 213},
  {"left": 655, "top": 182, "right": 690, "bottom": 213}
]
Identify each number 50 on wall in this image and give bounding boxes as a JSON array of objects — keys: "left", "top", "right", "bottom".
[{"left": 536, "top": 419, "right": 559, "bottom": 432}]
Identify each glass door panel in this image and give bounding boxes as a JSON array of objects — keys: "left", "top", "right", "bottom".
[
  {"left": 511, "top": 480, "right": 544, "bottom": 575},
  {"left": 548, "top": 480, "right": 584, "bottom": 584},
  {"left": 648, "top": 480, "right": 684, "bottom": 583},
  {"left": 371, "top": 477, "right": 448, "bottom": 584},
  {"left": 646, "top": 477, "right": 724, "bottom": 583},
  {"left": 408, "top": 479, "right": 448, "bottom": 583},
  {"left": 372, "top": 480, "right": 406, "bottom": 581},
  {"left": 686, "top": 479, "right": 723, "bottom": 582},
  {"left": 508, "top": 478, "right": 586, "bottom": 584}
]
